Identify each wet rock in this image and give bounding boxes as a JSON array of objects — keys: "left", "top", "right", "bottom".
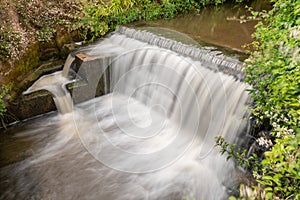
[{"left": 6, "top": 91, "right": 56, "bottom": 122}]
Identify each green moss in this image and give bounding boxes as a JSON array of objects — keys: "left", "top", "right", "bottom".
[
  {"left": 0, "top": 86, "right": 8, "bottom": 127},
  {"left": 14, "top": 43, "right": 40, "bottom": 74},
  {"left": 1, "top": 27, "right": 81, "bottom": 100}
]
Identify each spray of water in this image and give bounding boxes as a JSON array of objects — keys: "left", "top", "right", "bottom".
[{"left": 2, "top": 27, "right": 251, "bottom": 200}]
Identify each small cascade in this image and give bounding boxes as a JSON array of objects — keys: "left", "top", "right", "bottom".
[
  {"left": 62, "top": 54, "right": 76, "bottom": 77},
  {"left": 23, "top": 56, "right": 76, "bottom": 114},
  {"left": 7, "top": 26, "right": 252, "bottom": 200}
]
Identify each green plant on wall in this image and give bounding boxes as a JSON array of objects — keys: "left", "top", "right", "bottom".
[{"left": 0, "top": 86, "right": 8, "bottom": 128}]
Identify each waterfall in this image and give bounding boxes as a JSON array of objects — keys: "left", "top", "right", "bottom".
[
  {"left": 23, "top": 55, "right": 75, "bottom": 114},
  {"left": 6, "top": 26, "right": 251, "bottom": 200},
  {"left": 115, "top": 26, "right": 245, "bottom": 81},
  {"left": 62, "top": 54, "right": 76, "bottom": 77}
]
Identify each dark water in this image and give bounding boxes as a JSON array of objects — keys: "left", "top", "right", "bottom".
[
  {"left": 0, "top": 113, "right": 57, "bottom": 168},
  {"left": 132, "top": 1, "right": 271, "bottom": 56}
]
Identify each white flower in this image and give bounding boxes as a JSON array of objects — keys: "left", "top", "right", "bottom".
[
  {"left": 290, "top": 27, "right": 300, "bottom": 39},
  {"left": 276, "top": 132, "right": 281, "bottom": 137},
  {"left": 256, "top": 137, "right": 273, "bottom": 148}
]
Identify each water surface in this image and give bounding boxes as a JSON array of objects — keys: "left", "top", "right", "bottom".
[
  {"left": 132, "top": 1, "right": 271, "bottom": 55},
  {"left": 0, "top": 21, "right": 252, "bottom": 200}
]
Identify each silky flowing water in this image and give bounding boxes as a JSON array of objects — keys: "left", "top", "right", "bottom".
[{"left": 0, "top": 27, "right": 251, "bottom": 199}]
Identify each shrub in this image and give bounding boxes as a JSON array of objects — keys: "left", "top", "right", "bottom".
[{"left": 217, "top": 0, "right": 300, "bottom": 199}]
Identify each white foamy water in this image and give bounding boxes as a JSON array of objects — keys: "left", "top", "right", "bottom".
[
  {"left": 23, "top": 54, "right": 76, "bottom": 114},
  {"left": 1, "top": 27, "right": 250, "bottom": 199}
]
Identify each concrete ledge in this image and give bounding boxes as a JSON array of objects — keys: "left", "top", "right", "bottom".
[
  {"left": 6, "top": 91, "right": 56, "bottom": 123},
  {"left": 2, "top": 52, "right": 111, "bottom": 128}
]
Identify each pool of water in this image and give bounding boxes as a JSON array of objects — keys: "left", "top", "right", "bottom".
[
  {"left": 132, "top": 1, "right": 271, "bottom": 57},
  {"left": 0, "top": 113, "right": 57, "bottom": 168}
]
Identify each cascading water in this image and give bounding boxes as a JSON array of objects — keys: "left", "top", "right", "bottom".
[
  {"left": 23, "top": 55, "right": 76, "bottom": 114},
  {"left": 1, "top": 26, "right": 250, "bottom": 200}
]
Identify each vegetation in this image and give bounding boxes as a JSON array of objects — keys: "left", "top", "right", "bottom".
[
  {"left": 0, "top": 0, "right": 80, "bottom": 64},
  {"left": 1, "top": 0, "right": 299, "bottom": 199},
  {"left": 0, "top": 86, "right": 8, "bottom": 128},
  {"left": 217, "top": 0, "right": 300, "bottom": 199},
  {"left": 0, "top": 0, "right": 82, "bottom": 123},
  {"left": 71, "top": 0, "right": 244, "bottom": 41}
]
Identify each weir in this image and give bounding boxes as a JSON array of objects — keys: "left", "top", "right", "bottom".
[{"left": 1, "top": 26, "right": 251, "bottom": 199}]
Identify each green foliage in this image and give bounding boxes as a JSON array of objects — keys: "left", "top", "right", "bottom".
[
  {"left": 259, "top": 135, "right": 300, "bottom": 199},
  {"left": 0, "top": 86, "right": 8, "bottom": 128},
  {"left": 246, "top": 0, "right": 300, "bottom": 134},
  {"left": 216, "top": 135, "right": 300, "bottom": 199},
  {"left": 72, "top": 0, "right": 162, "bottom": 40},
  {"left": 73, "top": 0, "right": 246, "bottom": 41},
  {"left": 217, "top": 0, "right": 300, "bottom": 199},
  {"left": 215, "top": 136, "right": 259, "bottom": 169},
  {"left": 245, "top": 0, "right": 300, "bottom": 197}
]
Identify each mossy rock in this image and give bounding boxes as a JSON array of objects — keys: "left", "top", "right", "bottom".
[
  {"left": 14, "top": 43, "right": 40, "bottom": 74},
  {"left": 55, "top": 28, "right": 81, "bottom": 50}
]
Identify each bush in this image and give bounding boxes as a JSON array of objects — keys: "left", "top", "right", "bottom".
[{"left": 217, "top": 0, "right": 300, "bottom": 199}]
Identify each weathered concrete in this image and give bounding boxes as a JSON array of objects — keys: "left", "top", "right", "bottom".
[
  {"left": 7, "top": 92, "right": 57, "bottom": 121},
  {"left": 2, "top": 52, "right": 111, "bottom": 128},
  {"left": 71, "top": 53, "right": 110, "bottom": 104}
]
